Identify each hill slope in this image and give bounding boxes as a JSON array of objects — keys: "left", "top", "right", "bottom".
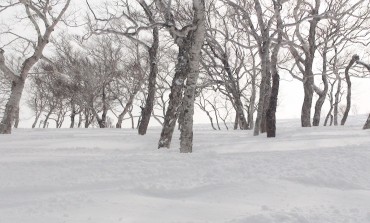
[{"left": 1, "top": 116, "right": 370, "bottom": 223}]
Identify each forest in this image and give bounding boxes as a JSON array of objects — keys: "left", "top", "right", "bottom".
[{"left": 1, "top": 0, "right": 370, "bottom": 153}]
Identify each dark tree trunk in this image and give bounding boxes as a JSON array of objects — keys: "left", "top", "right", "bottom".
[
  {"left": 254, "top": 43, "right": 270, "bottom": 136},
  {"left": 313, "top": 46, "right": 328, "bottom": 126},
  {"left": 138, "top": 26, "right": 159, "bottom": 135},
  {"left": 43, "top": 109, "right": 53, "bottom": 128},
  {"left": 32, "top": 113, "right": 41, "bottom": 128},
  {"left": 341, "top": 55, "right": 359, "bottom": 125},
  {"left": 261, "top": 70, "right": 271, "bottom": 133},
  {"left": 363, "top": 114, "right": 370, "bottom": 130},
  {"left": 301, "top": 4, "right": 320, "bottom": 127},
  {"left": 70, "top": 113, "right": 75, "bottom": 128},
  {"left": 301, "top": 64, "right": 314, "bottom": 127},
  {"left": 266, "top": 2, "right": 282, "bottom": 138}
]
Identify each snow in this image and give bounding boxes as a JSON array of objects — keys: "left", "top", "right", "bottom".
[{"left": 1, "top": 116, "right": 370, "bottom": 223}]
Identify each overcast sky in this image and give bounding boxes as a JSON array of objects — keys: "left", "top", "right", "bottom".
[{"left": 1, "top": 1, "right": 370, "bottom": 128}]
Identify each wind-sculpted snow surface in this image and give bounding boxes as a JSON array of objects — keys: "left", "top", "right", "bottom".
[{"left": 1, "top": 116, "right": 370, "bottom": 223}]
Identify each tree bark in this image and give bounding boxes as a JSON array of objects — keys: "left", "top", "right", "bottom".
[
  {"left": 116, "top": 95, "right": 135, "bottom": 128},
  {"left": 70, "top": 102, "right": 76, "bottom": 128},
  {"left": 266, "top": 0, "right": 282, "bottom": 138},
  {"left": 313, "top": 46, "right": 328, "bottom": 126},
  {"left": 43, "top": 109, "right": 53, "bottom": 128},
  {"left": 179, "top": 0, "right": 206, "bottom": 153},
  {"left": 341, "top": 55, "right": 359, "bottom": 125},
  {"left": 138, "top": 26, "right": 159, "bottom": 135},
  {"left": 158, "top": 40, "right": 191, "bottom": 148},
  {"left": 254, "top": 47, "right": 270, "bottom": 136},
  {"left": 32, "top": 113, "right": 41, "bottom": 128},
  {"left": 363, "top": 114, "right": 370, "bottom": 130},
  {"left": 0, "top": 1, "right": 70, "bottom": 134},
  {"left": 0, "top": 79, "right": 24, "bottom": 133}
]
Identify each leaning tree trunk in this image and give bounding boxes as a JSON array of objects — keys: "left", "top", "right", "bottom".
[
  {"left": 0, "top": 79, "right": 24, "bottom": 134},
  {"left": 116, "top": 95, "right": 136, "bottom": 128},
  {"left": 158, "top": 40, "right": 191, "bottom": 149},
  {"left": 363, "top": 114, "right": 370, "bottom": 130},
  {"left": 179, "top": 0, "right": 206, "bottom": 153},
  {"left": 43, "top": 108, "right": 54, "bottom": 128},
  {"left": 138, "top": 26, "right": 159, "bottom": 135},
  {"left": 341, "top": 55, "right": 359, "bottom": 125},
  {"left": 32, "top": 112, "right": 42, "bottom": 128}
]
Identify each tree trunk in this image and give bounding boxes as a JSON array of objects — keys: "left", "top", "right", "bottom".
[
  {"left": 301, "top": 68, "right": 314, "bottom": 127},
  {"left": 70, "top": 102, "right": 76, "bottom": 128},
  {"left": 43, "top": 109, "right": 53, "bottom": 129},
  {"left": 261, "top": 69, "right": 271, "bottom": 133},
  {"left": 0, "top": 79, "right": 24, "bottom": 134},
  {"left": 78, "top": 112, "right": 83, "bottom": 128},
  {"left": 179, "top": 0, "right": 206, "bottom": 153},
  {"left": 341, "top": 55, "right": 359, "bottom": 125},
  {"left": 266, "top": 72, "right": 279, "bottom": 138},
  {"left": 248, "top": 76, "right": 256, "bottom": 130},
  {"left": 254, "top": 46, "right": 270, "bottom": 136},
  {"left": 13, "top": 107, "right": 20, "bottom": 128},
  {"left": 32, "top": 113, "right": 42, "bottom": 128},
  {"left": 222, "top": 58, "right": 248, "bottom": 130},
  {"left": 70, "top": 113, "right": 75, "bottom": 128},
  {"left": 116, "top": 112, "right": 124, "bottom": 129},
  {"left": 313, "top": 45, "right": 328, "bottom": 126},
  {"left": 363, "top": 114, "right": 370, "bottom": 130},
  {"left": 138, "top": 27, "right": 159, "bottom": 135},
  {"left": 333, "top": 76, "right": 341, "bottom": 126},
  {"left": 116, "top": 95, "right": 135, "bottom": 128},
  {"left": 266, "top": 2, "right": 282, "bottom": 138},
  {"left": 301, "top": 4, "right": 320, "bottom": 127},
  {"left": 158, "top": 40, "right": 191, "bottom": 148},
  {"left": 233, "top": 113, "right": 239, "bottom": 130}
]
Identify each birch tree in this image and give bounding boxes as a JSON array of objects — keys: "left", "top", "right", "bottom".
[{"left": 156, "top": 0, "right": 206, "bottom": 152}]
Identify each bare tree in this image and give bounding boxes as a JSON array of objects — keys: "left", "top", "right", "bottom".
[
  {"left": 156, "top": 0, "right": 206, "bottom": 152},
  {"left": 87, "top": 0, "right": 160, "bottom": 135},
  {"left": 0, "top": 0, "right": 71, "bottom": 134},
  {"left": 266, "top": 0, "right": 284, "bottom": 138}
]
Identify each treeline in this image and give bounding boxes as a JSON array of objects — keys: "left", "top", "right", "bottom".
[{"left": 1, "top": 0, "right": 370, "bottom": 152}]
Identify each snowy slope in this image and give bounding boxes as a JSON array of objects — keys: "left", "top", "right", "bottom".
[{"left": 0, "top": 116, "right": 370, "bottom": 223}]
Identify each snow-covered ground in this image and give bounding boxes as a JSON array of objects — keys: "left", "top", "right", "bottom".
[{"left": 1, "top": 116, "right": 370, "bottom": 223}]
